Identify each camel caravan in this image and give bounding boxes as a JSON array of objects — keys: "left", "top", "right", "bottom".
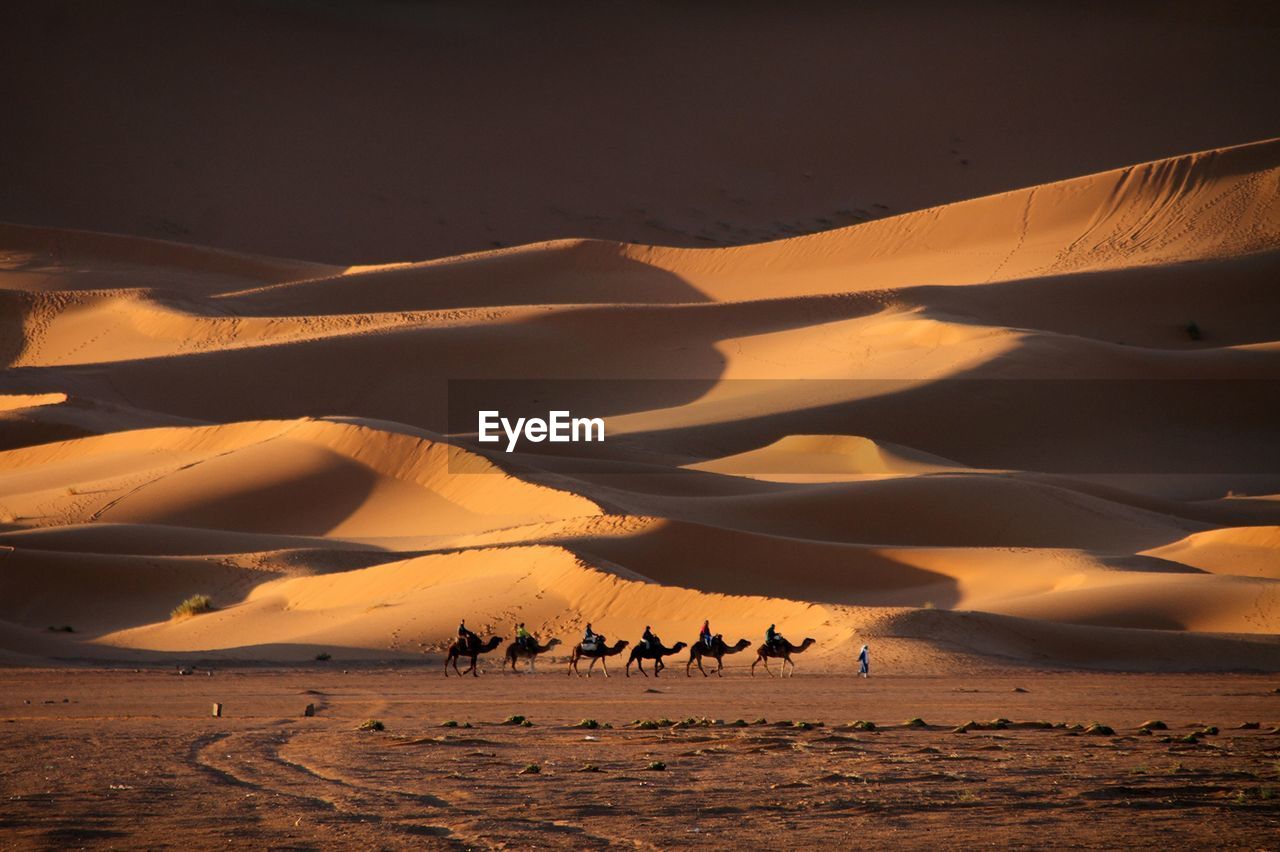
[{"left": 446, "top": 620, "right": 828, "bottom": 678}]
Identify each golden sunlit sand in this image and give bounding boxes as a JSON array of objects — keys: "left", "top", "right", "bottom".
[{"left": 1, "top": 2, "right": 1278, "bottom": 847}]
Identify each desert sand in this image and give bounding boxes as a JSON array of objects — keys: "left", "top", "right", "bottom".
[
  {"left": 2, "top": 2, "right": 1280, "bottom": 845},
  {"left": 1, "top": 138, "right": 1278, "bottom": 674},
  {"left": 2, "top": 669, "right": 1279, "bottom": 848}
]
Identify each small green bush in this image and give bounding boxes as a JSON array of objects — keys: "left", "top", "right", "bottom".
[
  {"left": 575, "top": 719, "right": 601, "bottom": 729},
  {"left": 171, "top": 594, "right": 214, "bottom": 619},
  {"left": 646, "top": 761, "right": 666, "bottom": 771},
  {"left": 503, "top": 714, "right": 526, "bottom": 725},
  {"left": 314, "top": 652, "right": 331, "bottom": 661},
  {"left": 358, "top": 719, "right": 385, "bottom": 732},
  {"left": 517, "top": 763, "right": 540, "bottom": 775}
]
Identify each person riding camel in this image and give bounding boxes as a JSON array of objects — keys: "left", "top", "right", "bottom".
[
  {"left": 642, "top": 625, "right": 658, "bottom": 650},
  {"left": 699, "top": 619, "right": 713, "bottom": 648},
  {"left": 516, "top": 622, "right": 533, "bottom": 652},
  {"left": 583, "top": 623, "right": 601, "bottom": 650},
  {"left": 765, "top": 623, "right": 784, "bottom": 649},
  {"left": 458, "top": 620, "right": 478, "bottom": 650}
]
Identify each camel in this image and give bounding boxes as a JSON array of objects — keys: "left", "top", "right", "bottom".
[
  {"left": 504, "top": 637, "right": 561, "bottom": 672},
  {"left": 750, "top": 637, "right": 816, "bottom": 678},
  {"left": 686, "top": 636, "right": 752, "bottom": 677},
  {"left": 444, "top": 635, "right": 504, "bottom": 677},
  {"left": 568, "top": 639, "right": 630, "bottom": 678},
  {"left": 626, "top": 640, "right": 688, "bottom": 678}
]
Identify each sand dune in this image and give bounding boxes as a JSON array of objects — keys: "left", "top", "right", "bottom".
[
  {"left": 0, "top": 140, "right": 1277, "bottom": 671},
  {"left": 1144, "top": 526, "right": 1280, "bottom": 580}
]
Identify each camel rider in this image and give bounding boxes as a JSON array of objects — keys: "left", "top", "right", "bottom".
[
  {"left": 700, "top": 620, "right": 713, "bottom": 648},
  {"left": 459, "top": 620, "right": 478, "bottom": 649},
  {"left": 516, "top": 622, "right": 532, "bottom": 651},
  {"left": 583, "top": 623, "right": 600, "bottom": 650},
  {"left": 766, "top": 624, "right": 784, "bottom": 649},
  {"left": 642, "top": 625, "right": 657, "bottom": 650}
]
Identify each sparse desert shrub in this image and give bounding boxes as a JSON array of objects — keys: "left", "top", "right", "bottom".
[
  {"left": 574, "top": 719, "right": 601, "bottom": 729},
  {"left": 904, "top": 717, "right": 927, "bottom": 728},
  {"left": 1198, "top": 726, "right": 1219, "bottom": 736},
  {"left": 793, "top": 721, "right": 813, "bottom": 730},
  {"left": 1139, "top": 720, "right": 1167, "bottom": 730},
  {"left": 503, "top": 714, "right": 526, "bottom": 725},
  {"left": 517, "top": 763, "right": 540, "bottom": 775},
  {"left": 579, "top": 764, "right": 601, "bottom": 772},
  {"left": 850, "top": 720, "right": 876, "bottom": 731},
  {"left": 314, "top": 652, "right": 331, "bottom": 661},
  {"left": 728, "top": 719, "right": 748, "bottom": 727},
  {"left": 1186, "top": 321, "right": 1202, "bottom": 341},
  {"left": 47, "top": 625, "right": 74, "bottom": 633},
  {"left": 171, "top": 594, "right": 214, "bottom": 620},
  {"left": 1084, "top": 723, "right": 1115, "bottom": 736},
  {"left": 752, "top": 717, "right": 768, "bottom": 726},
  {"left": 646, "top": 761, "right": 666, "bottom": 771},
  {"left": 357, "top": 719, "right": 385, "bottom": 732},
  {"left": 441, "top": 720, "right": 459, "bottom": 728}
]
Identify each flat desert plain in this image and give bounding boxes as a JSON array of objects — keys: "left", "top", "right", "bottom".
[{"left": 2, "top": 668, "right": 1279, "bottom": 848}]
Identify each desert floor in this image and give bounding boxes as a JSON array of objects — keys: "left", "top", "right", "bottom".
[{"left": 1, "top": 667, "right": 1278, "bottom": 849}]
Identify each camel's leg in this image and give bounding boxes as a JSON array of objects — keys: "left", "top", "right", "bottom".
[
  {"left": 444, "top": 655, "right": 451, "bottom": 677},
  {"left": 528, "top": 658, "right": 536, "bottom": 674},
  {"left": 761, "top": 657, "right": 775, "bottom": 678},
  {"left": 715, "top": 657, "right": 724, "bottom": 677},
  {"left": 654, "top": 658, "right": 663, "bottom": 678},
  {"left": 450, "top": 655, "right": 463, "bottom": 677},
  {"left": 599, "top": 657, "right": 610, "bottom": 678},
  {"left": 569, "top": 655, "right": 578, "bottom": 677},
  {"left": 468, "top": 656, "right": 479, "bottom": 677},
  {"left": 587, "top": 657, "right": 598, "bottom": 678},
  {"left": 751, "top": 655, "right": 759, "bottom": 676}
]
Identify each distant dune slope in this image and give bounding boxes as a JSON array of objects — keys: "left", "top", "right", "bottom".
[{"left": 0, "top": 140, "right": 1277, "bottom": 670}]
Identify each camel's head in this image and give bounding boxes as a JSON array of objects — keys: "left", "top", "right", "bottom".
[
  {"left": 800, "top": 637, "right": 817, "bottom": 649},
  {"left": 672, "top": 641, "right": 688, "bottom": 652},
  {"left": 617, "top": 639, "right": 631, "bottom": 649},
  {"left": 547, "top": 637, "right": 562, "bottom": 647},
  {"left": 731, "top": 638, "right": 751, "bottom": 651}
]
